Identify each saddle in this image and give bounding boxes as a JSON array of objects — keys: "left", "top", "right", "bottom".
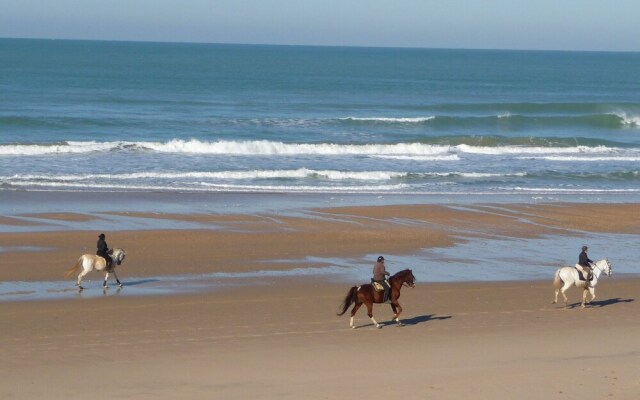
[
  {"left": 371, "top": 279, "right": 389, "bottom": 292},
  {"left": 575, "top": 265, "right": 591, "bottom": 281},
  {"left": 372, "top": 280, "right": 392, "bottom": 303}
]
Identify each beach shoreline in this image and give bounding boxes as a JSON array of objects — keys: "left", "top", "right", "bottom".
[{"left": 1, "top": 199, "right": 638, "bottom": 298}]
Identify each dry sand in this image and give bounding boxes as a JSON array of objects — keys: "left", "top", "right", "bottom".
[
  {"left": 1, "top": 203, "right": 639, "bottom": 399},
  {"left": 1, "top": 278, "right": 638, "bottom": 399}
]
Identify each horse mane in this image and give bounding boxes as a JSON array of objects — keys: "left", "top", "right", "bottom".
[{"left": 391, "top": 269, "right": 412, "bottom": 279}]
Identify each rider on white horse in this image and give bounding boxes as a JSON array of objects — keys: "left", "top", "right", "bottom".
[
  {"left": 575, "top": 245, "right": 594, "bottom": 287},
  {"left": 97, "top": 233, "right": 113, "bottom": 270}
]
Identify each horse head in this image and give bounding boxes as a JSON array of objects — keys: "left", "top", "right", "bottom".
[
  {"left": 603, "top": 258, "right": 612, "bottom": 277},
  {"left": 112, "top": 248, "right": 126, "bottom": 266},
  {"left": 393, "top": 269, "right": 416, "bottom": 288}
]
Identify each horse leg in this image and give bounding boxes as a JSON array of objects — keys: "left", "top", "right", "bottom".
[
  {"left": 76, "top": 269, "right": 90, "bottom": 290},
  {"left": 391, "top": 303, "right": 404, "bottom": 326},
  {"left": 112, "top": 270, "right": 122, "bottom": 287},
  {"left": 103, "top": 272, "right": 110, "bottom": 288},
  {"left": 349, "top": 302, "right": 362, "bottom": 329},
  {"left": 560, "top": 282, "right": 571, "bottom": 306},
  {"left": 581, "top": 287, "right": 588, "bottom": 308},
  {"left": 366, "top": 302, "right": 381, "bottom": 329},
  {"left": 587, "top": 287, "right": 595, "bottom": 304}
]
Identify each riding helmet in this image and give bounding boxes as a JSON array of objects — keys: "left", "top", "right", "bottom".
[
  {"left": 581, "top": 245, "right": 588, "bottom": 251},
  {"left": 99, "top": 233, "right": 106, "bottom": 239},
  {"left": 377, "top": 256, "right": 384, "bottom": 262}
]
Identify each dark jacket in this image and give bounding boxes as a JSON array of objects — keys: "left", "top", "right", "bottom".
[
  {"left": 97, "top": 238, "right": 109, "bottom": 256},
  {"left": 578, "top": 251, "right": 593, "bottom": 267}
]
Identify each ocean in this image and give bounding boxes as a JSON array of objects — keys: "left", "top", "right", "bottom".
[{"left": 1, "top": 38, "right": 640, "bottom": 200}]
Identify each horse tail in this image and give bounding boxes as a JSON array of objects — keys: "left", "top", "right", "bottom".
[
  {"left": 553, "top": 269, "right": 563, "bottom": 289},
  {"left": 336, "top": 286, "right": 358, "bottom": 316},
  {"left": 65, "top": 257, "right": 83, "bottom": 278}
]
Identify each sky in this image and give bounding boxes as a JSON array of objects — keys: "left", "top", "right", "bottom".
[{"left": 1, "top": 0, "right": 639, "bottom": 52}]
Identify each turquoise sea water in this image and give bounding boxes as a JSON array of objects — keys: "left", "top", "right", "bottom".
[{"left": 1, "top": 39, "right": 639, "bottom": 198}]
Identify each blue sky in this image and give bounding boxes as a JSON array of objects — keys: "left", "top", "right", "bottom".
[{"left": 1, "top": 0, "right": 639, "bottom": 51}]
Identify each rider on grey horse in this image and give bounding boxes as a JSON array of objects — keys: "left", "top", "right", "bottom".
[
  {"left": 575, "top": 245, "right": 594, "bottom": 286},
  {"left": 97, "top": 233, "right": 113, "bottom": 271}
]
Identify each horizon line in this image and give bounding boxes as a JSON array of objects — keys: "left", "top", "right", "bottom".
[{"left": 2, "top": 36, "right": 639, "bottom": 55}]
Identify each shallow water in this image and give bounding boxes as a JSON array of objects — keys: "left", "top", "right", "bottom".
[{"left": 1, "top": 232, "right": 634, "bottom": 302}]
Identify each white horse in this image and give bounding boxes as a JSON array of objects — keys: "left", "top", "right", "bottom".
[
  {"left": 65, "top": 248, "right": 126, "bottom": 290},
  {"left": 553, "top": 259, "right": 612, "bottom": 308}
]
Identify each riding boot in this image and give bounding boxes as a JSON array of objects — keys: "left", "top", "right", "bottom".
[{"left": 585, "top": 273, "right": 593, "bottom": 288}]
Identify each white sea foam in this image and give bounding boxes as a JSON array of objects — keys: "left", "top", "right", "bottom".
[
  {"left": 0, "top": 139, "right": 626, "bottom": 157},
  {"left": 5, "top": 180, "right": 411, "bottom": 194},
  {"left": 2, "top": 170, "right": 529, "bottom": 183},
  {"left": 611, "top": 112, "right": 640, "bottom": 126},
  {"left": 340, "top": 116, "right": 435, "bottom": 123},
  {"left": 455, "top": 144, "right": 614, "bottom": 155},
  {"left": 513, "top": 187, "right": 640, "bottom": 193},
  {"left": 0, "top": 141, "right": 120, "bottom": 155},
  {"left": 140, "top": 139, "right": 453, "bottom": 155},
  {"left": 2, "top": 169, "right": 408, "bottom": 182},
  {"left": 516, "top": 156, "right": 640, "bottom": 161},
  {"left": 370, "top": 155, "right": 460, "bottom": 161},
  {"left": 196, "top": 182, "right": 410, "bottom": 193},
  {"left": 452, "top": 172, "right": 527, "bottom": 178}
]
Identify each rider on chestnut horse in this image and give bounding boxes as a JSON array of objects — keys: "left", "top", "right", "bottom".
[{"left": 372, "top": 256, "right": 391, "bottom": 303}]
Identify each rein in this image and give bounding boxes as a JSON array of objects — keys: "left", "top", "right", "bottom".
[{"left": 590, "top": 260, "right": 610, "bottom": 279}]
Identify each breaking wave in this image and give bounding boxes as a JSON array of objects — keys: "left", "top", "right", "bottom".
[{"left": 0, "top": 139, "right": 633, "bottom": 157}]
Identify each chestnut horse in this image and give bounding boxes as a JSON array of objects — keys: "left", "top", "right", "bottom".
[{"left": 337, "top": 269, "right": 416, "bottom": 329}]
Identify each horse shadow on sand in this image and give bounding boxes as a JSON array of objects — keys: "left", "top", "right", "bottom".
[
  {"left": 565, "top": 297, "right": 634, "bottom": 309},
  {"left": 364, "top": 314, "right": 451, "bottom": 328}
]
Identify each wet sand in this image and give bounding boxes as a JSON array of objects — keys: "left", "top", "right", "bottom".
[
  {"left": 2, "top": 203, "right": 638, "bottom": 282},
  {"left": 1, "top": 202, "right": 639, "bottom": 399}
]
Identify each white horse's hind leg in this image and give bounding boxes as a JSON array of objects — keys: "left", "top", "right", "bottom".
[
  {"left": 587, "top": 287, "right": 596, "bottom": 304},
  {"left": 76, "top": 270, "right": 90, "bottom": 289},
  {"left": 560, "top": 282, "right": 571, "bottom": 306},
  {"left": 103, "top": 272, "right": 110, "bottom": 288},
  {"left": 581, "top": 288, "right": 588, "bottom": 308}
]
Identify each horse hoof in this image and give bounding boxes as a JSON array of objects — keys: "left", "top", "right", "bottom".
[
  {"left": 397, "top": 322, "right": 405, "bottom": 327},
  {"left": 375, "top": 324, "right": 382, "bottom": 329},
  {"left": 118, "top": 284, "right": 123, "bottom": 288}
]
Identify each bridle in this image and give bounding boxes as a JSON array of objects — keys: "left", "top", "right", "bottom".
[{"left": 592, "top": 260, "right": 611, "bottom": 277}]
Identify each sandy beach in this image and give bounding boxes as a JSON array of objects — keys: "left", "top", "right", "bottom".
[{"left": 1, "top": 202, "right": 639, "bottom": 399}]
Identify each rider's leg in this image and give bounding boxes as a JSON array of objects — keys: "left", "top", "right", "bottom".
[{"left": 575, "top": 264, "right": 588, "bottom": 282}]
